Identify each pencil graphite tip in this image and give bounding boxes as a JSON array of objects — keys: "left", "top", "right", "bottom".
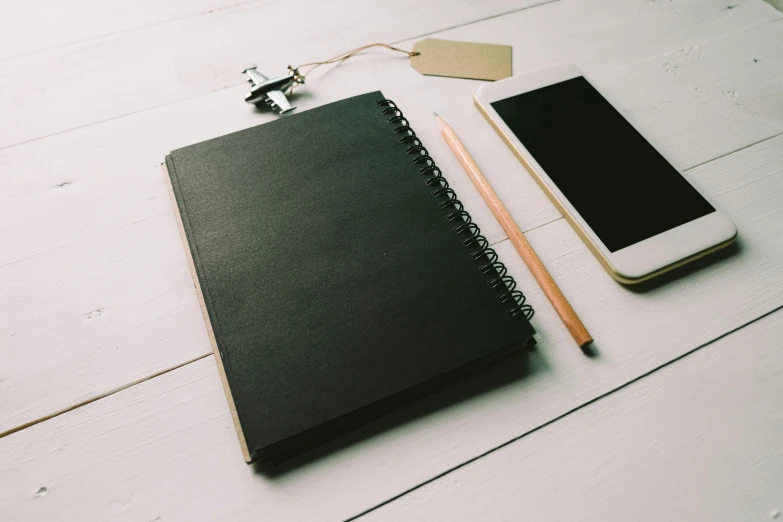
[
  {"left": 433, "top": 112, "right": 438, "bottom": 117},
  {"left": 434, "top": 112, "right": 449, "bottom": 132}
]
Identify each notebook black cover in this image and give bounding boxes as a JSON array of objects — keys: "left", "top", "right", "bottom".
[{"left": 166, "top": 92, "right": 535, "bottom": 462}]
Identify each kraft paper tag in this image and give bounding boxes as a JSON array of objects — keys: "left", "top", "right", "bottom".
[{"left": 410, "top": 38, "right": 512, "bottom": 81}]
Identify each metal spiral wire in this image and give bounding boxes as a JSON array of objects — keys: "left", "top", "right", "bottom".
[{"left": 376, "top": 99, "right": 534, "bottom": 320}]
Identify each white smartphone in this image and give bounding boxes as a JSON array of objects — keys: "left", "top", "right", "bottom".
[{"left": 474, "top": 65, "right": 737, "bottom": 284}]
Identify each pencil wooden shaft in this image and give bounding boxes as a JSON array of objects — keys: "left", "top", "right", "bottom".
[{"left": 436, "top": 117, "right": 593, "bottom": 349}]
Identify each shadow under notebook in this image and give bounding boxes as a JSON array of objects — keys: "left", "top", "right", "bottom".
[{"left": 254, "top": 347, "right": 549, "bottom": 478}]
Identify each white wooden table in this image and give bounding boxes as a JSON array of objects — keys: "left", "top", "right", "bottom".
[{"left": 2, "top": 1, "right": 783, "bottom": 520}]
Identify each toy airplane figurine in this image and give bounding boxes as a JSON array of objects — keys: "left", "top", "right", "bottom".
[{"left": 243, "top": 65, "right": 304, "bottom": 114}]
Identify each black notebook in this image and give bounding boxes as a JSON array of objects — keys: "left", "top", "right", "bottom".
[{"left": 165, "top": 92, "right": 535, "bottom": 462}]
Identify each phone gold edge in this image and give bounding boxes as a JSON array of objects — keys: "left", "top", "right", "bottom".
[{"left": 473, "top": 95, "right": 737, "bottom": 285}]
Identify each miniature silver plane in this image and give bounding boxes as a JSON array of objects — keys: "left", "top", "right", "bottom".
[{"left": 243, "top": 66, "right": 304, "bottom": 114}]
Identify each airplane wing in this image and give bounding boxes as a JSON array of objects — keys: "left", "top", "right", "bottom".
[
  {"left": 266, "top": 89, "right": 294, "bottom": 113},
  {"left": 243, "top": 67, "right": 268, "bottom": 86}
]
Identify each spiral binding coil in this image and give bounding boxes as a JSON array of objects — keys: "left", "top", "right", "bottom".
[{"left": 376, "top": 99, "right": 534, "bottom": 320}]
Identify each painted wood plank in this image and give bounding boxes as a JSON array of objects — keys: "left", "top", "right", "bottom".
[
  {"left": 0, "top": 0, "right": 264, "bottom": 61},
  {"left": 2, "top": 132, "right": 782, "bottom": 522},
  {"left": 2, "top": 0, "right": 780, "bottom": 269},
  {"left": 3, "top": 0, "right": 781, "bottom": 268},
  {"left": 2, "top": 0, "right": 782, "bottom": 439},
  {"left": 0, "top": 0, "right": 547, "bottom": 149},
  {"left": 0, "top": 212, "right": 209, "bottom": 437},
  {"left": 362, "top": 308, "right": 783, "bottom": 522}
]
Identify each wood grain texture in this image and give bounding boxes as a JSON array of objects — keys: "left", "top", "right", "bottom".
[
  {"left": 4, "top": 0, "right": 778, "bottom": 269},
  {"left": 3, "top": 1, "right": 783, "bottom": 519},
  {"left": 0, "top": 0, "right": 268, "bottom": 61},
  {"left": 0, "top": 212, "right": 209, "bottom": 437},
  {"left": 363, "top": 308, "right": 783, "bottom": 522},
  {"left": 2, "top": 0, "right": 778, "bottom": 149},
  {"left": 2, "top": 0, "right": 782, "bottom": 447},
  {"left": 2, "top": 131, "right": 781, "bottom": 522},
  {"left": 0, "top": 0, "right": 547, "bottom": 148}
]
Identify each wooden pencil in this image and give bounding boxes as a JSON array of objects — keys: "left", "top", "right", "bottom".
[{"left": 435, "top": 113, "right": 593, "bottom": 350}]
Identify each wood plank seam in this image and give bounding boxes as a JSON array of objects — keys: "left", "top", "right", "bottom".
[
  {"left": 0, "top": 0, "right": 561, "bottom": 66},
  {"left": 349, "top": 302, "right": 783, "bottom": 521},
  {"left": 2, "top": 3, "right": 782, "bottom": 520},
  {"left": 0, "top": 126, "right": 783, "bottom": 520},
  {"left": 0, "top": 239, "right": 81, "bottom": 271},
  {"left": 6, "top": 124, "right": 773, "bottom": 274},
  {"left": 0, "top": 209, "right": 173, "bottom": 271},
  {"left": 0, "top": 353, "right": 212, "bottom": 440},
  {"left": 0, "top": 0, "right": 268, "bottom": 64},
  {"left": 0, "top": 0, "right": 561, "bottom": 152},
  {"left": 3, "top": 124, "right": 779, "bottom": 440},
  {"left": 686, "top": 128, "right": 783, "bottom": 170},
  {"left": 410, "top": 0, "right": 559, "bottom": 42},
  {"left": 0, "top": 92, "right": 227, "bottom": 153}
]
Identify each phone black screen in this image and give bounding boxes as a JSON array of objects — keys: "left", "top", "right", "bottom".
[{"left": 490, "top": 76, "right": 714, "bottom": 252}]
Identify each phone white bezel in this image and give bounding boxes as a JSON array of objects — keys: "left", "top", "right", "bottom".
[{"left": 474, "top": 65, "right": 737, "bottom": 283}]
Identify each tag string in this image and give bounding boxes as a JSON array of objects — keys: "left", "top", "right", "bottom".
[{"left": 289, "top": 43, "right": 419, "bottom": 93}]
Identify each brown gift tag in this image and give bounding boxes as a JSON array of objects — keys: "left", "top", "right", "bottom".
[{"left": 410, "top": 38, "right": 512, "bottom": 81}]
